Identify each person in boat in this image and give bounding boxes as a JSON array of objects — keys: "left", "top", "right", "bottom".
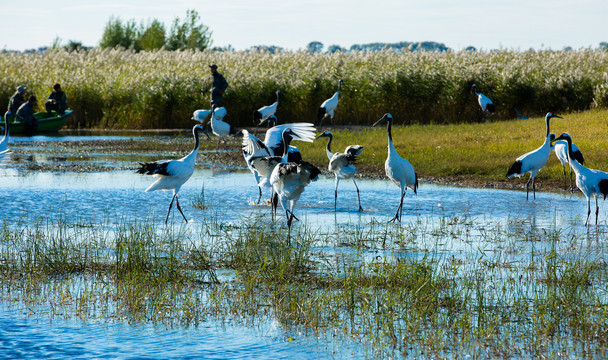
[
  {"left": 16, "top": 95, "right": 38, "bottom": 134},
  {"left": 44, "top": 82, "right": 67, "bottom": 116},
  {"left": 8, "top": 85, "right": 26, "bottom": 114},
  {"left": 209, "top": 64, "right": 228, "bottom": 107}
]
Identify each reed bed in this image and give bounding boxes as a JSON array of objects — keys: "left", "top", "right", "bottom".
[
  {"left": 0, "top": 212, "right": 607, "bottom": 358},
  {"left": 1, "top": 49, "right": 607, "bottom": 129}
]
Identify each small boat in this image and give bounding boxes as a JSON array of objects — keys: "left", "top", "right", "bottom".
[{"left": 4, "top": 110, "right": 73, "bottom": 134}]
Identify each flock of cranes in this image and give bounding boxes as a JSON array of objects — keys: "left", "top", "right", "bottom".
[
  {"left": 135, "top": 82, "right": 608, "bottom": 227},
  {"left": 0, "top": 81, "right": 604, "bottom": 226}
]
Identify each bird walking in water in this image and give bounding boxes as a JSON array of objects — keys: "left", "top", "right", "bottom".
[
  {"left": 373, "top": 113, "right": 418, "bottom": 223},
  {"left": 270, "top": 160, "right": 321, "bottom": 229},
  {"left": 208, "top": 103, "right": 237, "bottom": 148},
  {"left": 316, "top": 130, "right": 364, "bottom": 212},
  {"left": 472, "top": 84, "right": 495, "bottom": 120},
  {"left": 552, "top": 133, "right": 608, "bottom": 226},
  {"left": 506, "top": 112, "right": 561, "bottom": 200},
  {"left": 253, "top": 90, "right": 281, "bottom": 126},
  {"left": 318, "top": 79, "right": 343, "bottom": 126},
  {"left": 553, "top": 136, "right": 585, "bottom": 191},
  {"left": 137, "top": 124, "right": 204, "bottom": 224}
]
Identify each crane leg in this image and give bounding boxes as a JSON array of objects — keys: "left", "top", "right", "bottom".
[
  {"left": 165, "top": 194, "right": 176, "bottom": 224},
  {"left": 175, "top": 196, "right": 188, "bottom": 223},
  {"left": 334, "top": 178, "right": 339, "bottom": 212},
  {"left": 353, "top": 178, "right": 363, "bottom": 212},
  {"left": 596, "top": 196, "right": 600, "bottom": 225},
  {"left": 256, "top": 186, "right": 262, "bottom": 205},
  {"left": 532, "top": 178, "right": 536, "bottom": 200},
  {"left": 525, "top": 176, "right": 532, "bottom": 201},
  {"left": 390, "top": 191, "right": 405, "bottom": 223},
  {"left": 585, "top": 198, "right": 591, "bottom": 226},
  {"left": 569, "top": 169, "right": 574, "bottom": 192},
  {"left": 562, "top": 165, "right": 568, "bottom": 190}
]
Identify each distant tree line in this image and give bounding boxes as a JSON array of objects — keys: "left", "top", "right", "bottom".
[
  {"left": 99, "top": 9, "right": 212, "bottom": 51},
  {"left": 306, "top": 41, "right": 450, "bottom": 53}
]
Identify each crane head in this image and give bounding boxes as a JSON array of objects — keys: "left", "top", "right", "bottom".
[
  {"left": 372, "top": 113, "right": 392, "bottom": 127},
  {"left": 316, "top": 130, "right": 332, "bottom": 139}
]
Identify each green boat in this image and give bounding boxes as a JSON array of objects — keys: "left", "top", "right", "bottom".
[{"left": 4, "top": 110, "right": 73, "bottom": 134}]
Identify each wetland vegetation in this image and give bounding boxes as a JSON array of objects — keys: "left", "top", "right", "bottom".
[{"left": 1, "top": 49, "right": 607, "bottom": 128}]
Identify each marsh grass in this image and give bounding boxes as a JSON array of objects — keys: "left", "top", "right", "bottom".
[
  {"left": 1, "top": 212, "right": 606, "bottom": 357},
  {"left": 1, "top": 49, "right": 608, "bottom": 129}
]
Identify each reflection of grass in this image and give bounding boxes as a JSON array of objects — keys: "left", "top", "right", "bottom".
[{"left": 1, "top": 214, "right": 607, "bottom": 357}]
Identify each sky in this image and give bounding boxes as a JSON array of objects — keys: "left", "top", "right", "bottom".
[{"left": 1, "top": 0, "right": 606, "bottom": 52}]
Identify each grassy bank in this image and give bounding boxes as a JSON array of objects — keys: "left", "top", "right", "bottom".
[{"left": 1, "top": 49, "right": 607, "bottom": 129}]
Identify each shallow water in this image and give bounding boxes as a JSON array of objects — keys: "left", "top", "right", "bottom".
[{"left": 0, "top": 133, "right": 606, "bottom": 358}]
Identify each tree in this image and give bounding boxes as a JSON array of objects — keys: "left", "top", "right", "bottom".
[
  {"left": 600, "top": 42, "right": 608, "bottom": 51},
  {"left": 99, "top": 16, "right": 139, "bottom": 49},
  {"left": 166, "top": 10, "right": 212, "bottom": 51},
  {"left": 326, "top": 44, "right": 345, "bottom": 53},
  {"left": 138, "top": 19, "right": 166, "bottom": 50},
  {"left": 306, "top": 41, "right": 324, "bottom": 53}
]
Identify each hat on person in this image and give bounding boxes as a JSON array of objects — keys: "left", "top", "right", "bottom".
[
  {"left": 17, "top": 85, "right": 25, "bottom": 93},
  {"left": 209, "top": 64, "right": 218, "bottom": 69}
]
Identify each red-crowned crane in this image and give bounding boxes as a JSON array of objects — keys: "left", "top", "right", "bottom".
[
  {"left": 240, "top": 122, "right": 316, "bottom": 204},
  {"left": 137, "top": 124, "right": 204, "bottom": 224},
  {"left": 507, "top": 112, "right": 561, "bottom": 200},
  {"left": 270, "top": 158, "right": 321, "bottom": 229},
  {"left": 316, "top": 130, "right": 363, "bottom": 212},
  {"left": 472, "top": 84, "right": 495, "bottom": 120},
  {"left": 253, "top": 90, "right": 281, "bottom": 125},
  {"left": 208, "top": 103, "right": 237, "bottom": 148},
  {"left": 318, "top": 79, "right": 343, "bottom": 125},
  {"left": 553, "top": 137, "right": 585, "bottom": 191},
  {"left": 552, "top": 133, "right": 608, "bottom": 226},
  {"left": 373, "top": 113, "right": 418, "bottom": 223}
]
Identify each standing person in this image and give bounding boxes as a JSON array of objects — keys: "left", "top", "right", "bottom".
[
  {"left": 16, "top": 96, "right": 38, "bottom": 134},
  {"left": 45, "top": 82, "right": 67, "bottom": 116},
  {"left": 209, "top": 64, "right": 228, "bottom": 107},
  {"left": 8, "top": 85, "right": 26, "bottom": 114}
]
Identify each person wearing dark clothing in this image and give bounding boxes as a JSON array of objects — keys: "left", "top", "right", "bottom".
[
  {"left": 209, "top": 64, "right": 228, "bottom": 107},
  {"left": 8, "top": 85, "right": 26, "bottom": 114},
  {"left": 16, "top": 96, "right": 38, "bottom": 134},
  {"left": 45, "top": 83, "right": 67, "bottom": 116}
]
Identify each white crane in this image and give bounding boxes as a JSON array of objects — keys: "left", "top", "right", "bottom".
[
  {"left": 318, "top": 79, "right": 343, "bottom": 125},
  {"left": 270, "top": 159, "right": 321, "bottom": 228},
  {"left": 553, "top": 137, "right": 585, "bottom": 191},
  {"left": 137, "top": 124, "right": 204, "bottom": 224},
  {"left": 253, "top": 90, "right": 281, "bottom": 125},
  {"left": 0, "top": 111, "right": 10, "bottom": 160},
  {"left": 191, "top": 109, "right": 213, "bottom": 140},
  {"left": 472, "top": 84, "right": 495, "bottom": 119},
  {"left": 552, "top": 133, "right": 608, "bottom": 226},
  {"left": 506, "top": 112, "right": 561, "bottom": 200},
  {"left": 240, "top": 123, "right": 316, "bottom": 204},
  {"left": 207, "top": 103, "right": 237, "bottom": 148},
  {"left": 316, "top": 130, "right": 364, "bottom": 212},
  {"left": 373, "top": 113, "right": 418, "bottom": 223}
]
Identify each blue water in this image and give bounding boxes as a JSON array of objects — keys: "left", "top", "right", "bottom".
[{"left": 0, "top": 305, "right": 356, "bottom": 359}]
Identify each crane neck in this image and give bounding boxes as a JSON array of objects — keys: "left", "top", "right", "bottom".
[
  {"left": 386, "top": 119, "right": 397, "bottom": 155},
  {"left": 325, "top": 134, "right": 334, "bottom": 160},
  {"left": 545, "top": 116, "right": 550, "bottom": 138},
  {"left": 337, "top": 81, "right": 342, "bottom": 92},
  {"left": 281, "top": 130, "right": 291, "bottom": 162}
]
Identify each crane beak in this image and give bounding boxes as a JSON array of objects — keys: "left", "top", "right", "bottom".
[{"left": 372, "top": 117, "right": 386, "bottom": 127}]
